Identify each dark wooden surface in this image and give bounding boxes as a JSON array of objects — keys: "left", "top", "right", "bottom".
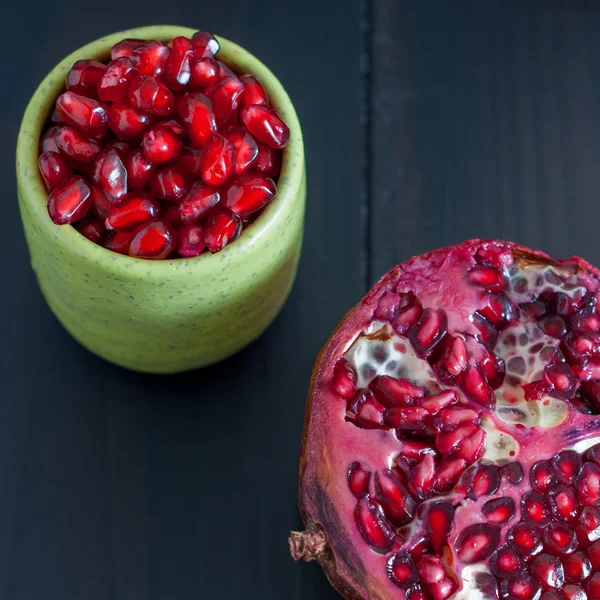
[{"left": 2, "top": 1, "right": 600, "bottom": 598}]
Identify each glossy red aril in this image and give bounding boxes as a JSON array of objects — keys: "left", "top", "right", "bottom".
[
  {"left": 40, "top": 30, "right": 288, "bottom": 258},
  {"left": 290, "top": 240, "right": 600, "bottom": 600},
  {"left": 47, "top": 177, "right": 92, "bottom": 224},
  {"left": 97, "top": 58, "right": 137, "bottom": 104},
  {"left": 38, "top": 151, "right": 73, "bottom": 190},
  {"left": 125, "top": 149, "right": 156, "bottom": 190},
  {"left": 128, "top": 75, "right": 174, "bottom": 116},
  {"left": 176, "top": 223, "right": 205, "bottom": 257},
  {"left": 189, "top": 57, "right": 220, "bottom": 91},
  {"left": 142, "top": 126, "right": 182, "bottom": 164},
  {"left": 56, "top": 91, "right": 108, "bottom": 140},
  {"left": 199, "top": 133, "right": 235, "bottom": 186},
  {"left": 241, "top": 104, "right": 290, "bottom": 149},
  {"left": 92, "top": 150, "right": 127, "bottom": 203},
  {"left": 223, "top": 173, "right": 276, "bottom": 218},
  {"left": 178, "top": 181, "right": 220, "bottom": 224},
  {"left": 129, "top": 41, "right": 169, "bottom": 78},
  {"left": 66, "top": 60, "right": 107, "bottom": 97},
  {"left": 149, "top": 166, "right": 190, "bottom": 201},
  {"left": 205, "top": 76, "right": 245, "bottom": 125},
  {"left": 105, "top": 193, "right": 160, "bottom": 231},
  {"left": 128, "top": 220, "right": 175, "bottom": 260},
  {"left": 204, "top": 207, "right": 242, "bottom": 253}
]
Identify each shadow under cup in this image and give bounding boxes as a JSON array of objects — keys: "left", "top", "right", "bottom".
[{"left": 16, "top": 25, "right": 306, "bottom": 374}]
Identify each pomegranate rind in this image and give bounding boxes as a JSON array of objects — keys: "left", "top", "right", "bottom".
[{"left": 293, "top": 239, "right": 600, "bottom": 600}]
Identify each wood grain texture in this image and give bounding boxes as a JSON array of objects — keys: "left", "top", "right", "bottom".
[{"left": 1, "top": 1, "right": 360, "bottom": 598}]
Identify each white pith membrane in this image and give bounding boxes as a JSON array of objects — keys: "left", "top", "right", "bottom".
[{"left": 336, "top": 256, "right": 600, "bottom": 600}]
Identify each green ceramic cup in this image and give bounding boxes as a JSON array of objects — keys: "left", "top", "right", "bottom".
[{"left": 16, "top": 25, "right": 306, "bottom": 374}]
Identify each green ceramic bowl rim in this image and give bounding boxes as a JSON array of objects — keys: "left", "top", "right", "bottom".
[{"left": 16, "top": 25, "right": 305, "bottom": 278}]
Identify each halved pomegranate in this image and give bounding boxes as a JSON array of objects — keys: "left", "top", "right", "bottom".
[{"left": 290, "top": 240, "right": 600, "bottom": 600}]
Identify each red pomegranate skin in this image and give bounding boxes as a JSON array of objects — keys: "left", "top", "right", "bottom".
[{"left": 291, "top": 239, "right": 600, "bottom": 600}]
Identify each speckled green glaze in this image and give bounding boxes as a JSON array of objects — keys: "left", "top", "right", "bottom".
[{"left": 16, "top": 26, "right": 306, "bottom": 373}]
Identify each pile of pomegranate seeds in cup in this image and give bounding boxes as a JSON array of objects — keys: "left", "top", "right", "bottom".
[{"left": 38, "top": 31, "right": 290, "bottom": 259}]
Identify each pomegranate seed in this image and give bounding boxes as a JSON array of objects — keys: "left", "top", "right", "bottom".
[
  {"left": 128, "top": 75, "right": 174, "bottom": 116},
  {"left": 384, "top": 406, "right": 429, "bottom": 430},
  {"left": 189, "top": 57, "right": 220, "bottom": 91},
  {"left": 75, "top": 217, "right": 104, "bottom": 244},
  {"left": 531, "top": 460, "right": 558, "bottom": 493},
  {"left": 480, "top": 293, "right": 518, "bottom": 325},
  {"left": 576, "top": 462, "right": 600, "bottom": 506},
  {"left": 508, "top": 521, "right": 543, "bottom": 556},
  {"left": 540, "top": 315, "right": 568, "bottom": 339},
  {"left": 223, "top": 126, "right": 259, "bottom": 175},
  {"left": 490, "top": 544, "right": 524, "bottom": 580},
  {"left": 407, "top": 453, "right": 436, "bottom": 500},
  {"left": 572, "top": 308, "right": 600, "bottom": 334},
  {"left": 436, "top": 423, "right": 478, "bottom": 455},
  {"left": 444, "top": 337, "right": 468, "bottom": 376},
  {"left": 576, "top": 505, "right": 600, "bottom": 544},
  {"left": 130, "top": 41, "right": 169, "bottom": 78},
  {"left": 483, "top": 497, "right": 516, "bottom": 525},
  {"left": 204, "top": 207, "right": 242, "bottom": 253},
  {"left": 522, "top": 491, "right": 552, "bottom": 525},
  {"left": 241, "top": 104, "right": 290, "bottom": 149},
  {"left": 387, "top": 553, "right": 418, "bottom": 589},
  {"left": 66, "top": 60, "right": 106, "bottom": 98},
  {"left": 374, "top": 469, "right": 416, "bottom": 526},
  {"left": 472, "top": 312, "right": 499, "bottom": 349},
  {"left": 563, "top": 552, "right": 592, "bottom": 583},
  {"left": 347, "top": 462, "right": 370, "bottom": 499},
  {"left": 55, "top": 126, "right": 101, "bottom": 167},
  {"left": 38, "top": 151, "right": 73, "bottom": 190},
  {"left": 417, "top": 555, "right": 445, "bottom": 584},
  {"left": 90, "top": 186, "right": 112, "bottom": 219},
  {"left": 543, "top": 521, "right": 578, "bottom": 555},
  {"left": 149, "top": 166, "right": 190, "bottom": 202},
  {"left": 163, "top": 203, "right": 182, "bottom": 226},
  {"left": 92, "top": 150, "right": 127, "bottom": 203},
  {"left": 397, "top": 441, "right": 436, "bottom": 465},
  {"left": 475, "top": 244, "right": 513, "bottom": 268},
  {"left": 521, "top": 300, "right": 548, "bottom": 319},
  {"left": 47, "top": 176, "right": 92, "bottom": 224},
  {"left": 199, "top": 133, "right": 236, "bottom": 186},
  {"left": 463, "top": 362, "right": 495, "bottom": 406},
  {"left": 178, "top": 182, "right": 220, "bottom": 224},
  {"left": 467, "top": 266, "right": 505, "bottom": 291},
  {"left": 418, "top": 390, "right": 457, "bottom": 415},
  {"left": 561, "top": 585, "right": 587, "bottom": 600},
  {"left": 125, "top": 148, "right": 156, "bottom": 190},
  {"left": 465, "top": 464, "right": 500, "bottom": 500},
  {"left": 104, "top": 140, "right": 131, "bottom": 161},
  {"left": 254, "top": 142, "right": 282, "bottom": 177},
  {"left": 428, "top": 579, "right": 457, "bottom": 600},
  {"left": 553, "top": 450, "right": 583, "bottom": 484},
  {"left": 585, "top": 444, "right": 600, "bottom": 467},
  {"left": 530, "top": 554, "right": 565, "bottom": 590},
  {"left": 176, "top": 223, "right": 206, "bottom": 257},
  {"left": 205, "top": 76, "right": 245, "bottom": 125},
  {"left": 142, "top": 126, "right": 183, "bottom": 164},
  {"left": 161, "top": 37, "right": 193, "bottom": 90},
  {"left": 128, "top": 220, "right": 176, "bottom": 260},
  {"left": 105, "top": 193, "right": 160, "bottom": 231},
  {"left": 373, "top": 291, "right": 401, "bottom": 321},
  {"left": 350, "top": 392, "right": 386, "bottom": 428},
  {"left": 433, "top": 458, "right": 466, "bottom": 492},
  {"left": 456, "top": 427, "right": 486, "bottom": 462},
  {"left": 240, "top": 74, "right": 268, "bottom": 109},
  {"left": 454, "top": 523, "right": 500, "bottom": 564},
  {"left": 425, "top": 500, "right": 454, "bottom": 551},
  {"left": 222, "top": 173, "right": 276, "bottom": 219},
  {"left": 98, "top": 57, "right": 138, "bottom": 102},
  {"left": 590, "top": 574, "right": 600, "bottom": 600},
  {"left": 333, "top": 360, "right": 357, "bottom": 399},
  {"left": 56, "top": 91, "right": 108, "bottom": 140},
  {"left": 591, "top": 540, "right": 600, "bottom": 568},
  {"left": 104, "top": 230, "right": 133, "bottom": 254},
  {"left": 408, "top": 309, "right": 447, "bottom": 356},
  {"left": 392, "top": 301, "right": 423, "bottom": 335},
  {"left": 180, "top": 93, "right": 217, "bottom": 147},
  {"left": 156, "top": 118, "right": 187, "bottom": 139},
  {"left": 191, "top": 31, "right": 219, "bottom": 58},
  {"left": 500, "top": 576, "right": 541, "bottom": 600},
  {"left": 40, "top": 126, "right": 60, "bottom": 153},
  {"left": 433, "top": 407, "right": 480, "bottom": 430},
  {"left": 111, "top": 39, "right": 145, "bottom": 60},
  {"left": 217, "top": 60, "right": 235, "bottom": 77},
  {"left": 177, "top": 146, "right": 203, "bottom": 177},
  {"left": 107, "top": 99, "right": 153, "bottom": 140},
  {"left": 354, "top": 498, "right": 394, "bottom": 553},
  {"left": 547, "top": 485, "right": 581, "bottom": 523},
  {"left": 370, "top": 376, "right": 425, "bottom": 407}
]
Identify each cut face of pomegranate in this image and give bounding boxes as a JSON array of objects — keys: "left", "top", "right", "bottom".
[
  {"left": 38, "top": 30, "right": 289, "bottom": 258},
  {"left": 290, "top": 240, "right": 600, "bottom": 600}
]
